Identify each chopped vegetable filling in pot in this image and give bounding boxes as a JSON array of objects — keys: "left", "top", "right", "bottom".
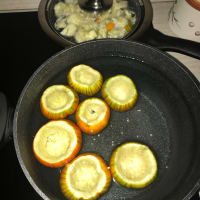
[{"left": 54, "top": 0, "right": 136, "bottom": 42}]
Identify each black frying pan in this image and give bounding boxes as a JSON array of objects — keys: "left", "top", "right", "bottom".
[
  {"left": 1, "top": 39, "right": 200, "bottom": 200},
  {"left": 38, "top": 0, "right": 200, "bottom": 59}
]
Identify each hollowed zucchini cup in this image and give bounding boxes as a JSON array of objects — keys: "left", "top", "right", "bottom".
[
  {"left": 67, "top": 64, "right": 103, "bottom": 96},
  {"left": 101, "top": 75, "right": 138, "bottom": 111},
  {"left": 40, "top": 85, "right": 79, "bottom": 119},
  {"left": 75, "top": 97, "right": 110, "bottom": 135},
  {"left": 110, "top": 142, "right": 158, "bottom": 188},
  {"left": 60, "top": 153, "right": 112, "bottom": 200},
  {"left": 33, "top": 120, "right": 82, "bottom": 168}
]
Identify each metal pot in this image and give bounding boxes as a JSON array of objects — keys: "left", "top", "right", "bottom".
[{"left": 38, "top": 0, "right": 200, "bottom": 59}]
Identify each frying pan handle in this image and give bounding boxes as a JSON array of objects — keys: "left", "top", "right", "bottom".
[
  {"left": 140, "top": 26, "right": 200, "bottom": 60},
  {"left": 191, "top": 190, "right": 200, "bottom": 200},
  {"left": 0, "top": 93, "right": 14, "bottom": 149}
]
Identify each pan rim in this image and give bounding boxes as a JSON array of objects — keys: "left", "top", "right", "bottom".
[{"left": 13, "top": 39, "right": 200, "bottom": 200}]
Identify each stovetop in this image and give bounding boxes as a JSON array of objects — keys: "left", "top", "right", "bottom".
[
  {"left": 0, "top": 12, "right": 62, "bottom": 200},
  {"left": 0, "top": 11, "right": 199, "bottom": 200}
]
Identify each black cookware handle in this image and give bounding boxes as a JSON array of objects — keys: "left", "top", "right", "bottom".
[
  {"left": 140, "top": 26, "right": 200, "bottom": 60},
  {"left": 192, "top": 191, "right": 200, "bottom": 200},
  {"left": 0, "top": 93, "right": 14, "bottom": 149}
]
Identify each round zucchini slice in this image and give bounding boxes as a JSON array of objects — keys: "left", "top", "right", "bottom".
[
  {"left": 67, "top": 64, "right": 103, "bottom": 96},
  {"left": 40, "top": 85, "right": 79, "bottom": 119},
  {"left": 33, "top": 120, "right": 82, "bottom": 168},
  {"left": 110, "top": 142, "right": 158, "bottom": 188},
  {"left": 60, "top": 153, "right": 112, "bottom": 200},
  {"left": 101, "top": 75, "right": 138, "bottom": 111},
  {"left": 75, "top": 97, "right": 110, "bottom": 135}
]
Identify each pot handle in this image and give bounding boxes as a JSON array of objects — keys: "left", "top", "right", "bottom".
[
  {"left": 0, "top": 93, "right": 14, "bottom": 149},
  {"left": 140, "top": 26, "right": 200, "bottom": 60}
]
